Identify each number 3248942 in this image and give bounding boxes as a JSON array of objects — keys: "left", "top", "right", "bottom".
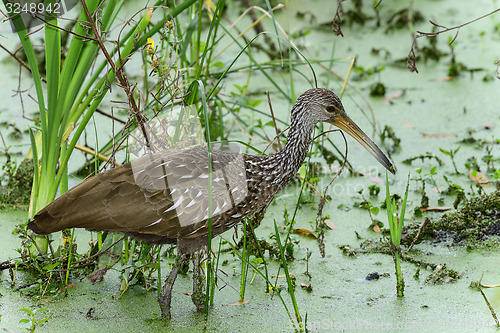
[{"left": 6, "top": 2, "right": 61, "bottom": 16}]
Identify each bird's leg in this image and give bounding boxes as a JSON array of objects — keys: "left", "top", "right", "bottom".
[
  {"left": 159, "top": 256, "right": 184, "bottom": 319},
  {"left": 191, "top": 251, "right": 206, "bottom": 311}
]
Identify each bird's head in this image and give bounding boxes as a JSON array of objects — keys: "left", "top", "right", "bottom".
[{"left": 294, "top": 88, "right": 396, "bottom": 174}]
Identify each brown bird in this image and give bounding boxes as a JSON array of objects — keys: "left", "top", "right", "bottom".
[{"left": 28, "top": 88, "right": 395, "bottom": 318}]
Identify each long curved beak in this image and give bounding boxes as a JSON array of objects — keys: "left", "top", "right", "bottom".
[{"left": 328, "top": 114, "right": 396, "bottom": 174}]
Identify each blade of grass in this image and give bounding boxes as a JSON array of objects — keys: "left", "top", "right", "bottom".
[
  {"left": 192, "top": 80, "right": 214, "bottom": 314},
  {"left": 44, "top": 1, "right": 61, "bottom": 202},
  {"left": 239, "top": 219, "right": 248, "bottom": 301},
  {"left": 398, "top": 174, "right": 410, "bottom": 245},
  {"left": 210, "top": 238, "right": 223, "bottom": 307},
  {"left": 4, "top": 1, "right": 45, "bottom": 215},
  {"left": 386, "top": 171, "right": 395, "bottom": 243},
  {"left": 274, "top": 220, "right": 303, "bottom": 330},
  {"left": 385, "top": 171, "right": 408, "bottom": 297}
]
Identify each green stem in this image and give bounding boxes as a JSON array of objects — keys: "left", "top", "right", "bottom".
[
  {"left": 239, "top": 219, "right": 248, "bottom": 301},
  {"left": 394, "top": 251, "right": 404, "bottom": 297},
  {"left": 274, "top": 221, "right": 302, "bottom": 330}
]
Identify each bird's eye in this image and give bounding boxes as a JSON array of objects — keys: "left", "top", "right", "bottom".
[{"left": 326, "top": 105, "right": 337, "bottom": 113}]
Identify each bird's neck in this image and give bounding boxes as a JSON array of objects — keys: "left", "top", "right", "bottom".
[{"left": 268, "top": 114, "right": 316, "bottom": 187}]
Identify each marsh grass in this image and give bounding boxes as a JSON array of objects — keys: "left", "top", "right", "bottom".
[
  {"left": 5, "top": 0, "right": 184, "bottom": 256},
  {"left": 385, "top": 172, "right": 409, "bottom": 297},
  {"left": 227, "top": 233, "right": 305, "bottom": 332},
  {"left": 274, "top": 220, "right": 304, "bottom": 331},
  {"left": 5, "top": 0, "right": 364, "bottom": 328},
  {"left": 5, "top": 0, "right": 197, "bottom": 293}
]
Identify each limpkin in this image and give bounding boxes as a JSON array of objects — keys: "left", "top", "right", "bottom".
[{"left": 28, "top": 88, "right": 395, "bottom": 318}]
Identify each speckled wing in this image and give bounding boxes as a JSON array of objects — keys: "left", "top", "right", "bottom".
[{"left": 30, "top": 146, "right": 249, "bottom": 240}]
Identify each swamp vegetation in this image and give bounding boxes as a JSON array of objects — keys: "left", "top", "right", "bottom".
[{"left": 0, "top": 0, "right": 499, "bottom": 332}]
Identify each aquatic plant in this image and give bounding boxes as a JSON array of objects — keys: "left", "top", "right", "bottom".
[{"left": 385, "top": 172, "right": 409, "bottom": 297}]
